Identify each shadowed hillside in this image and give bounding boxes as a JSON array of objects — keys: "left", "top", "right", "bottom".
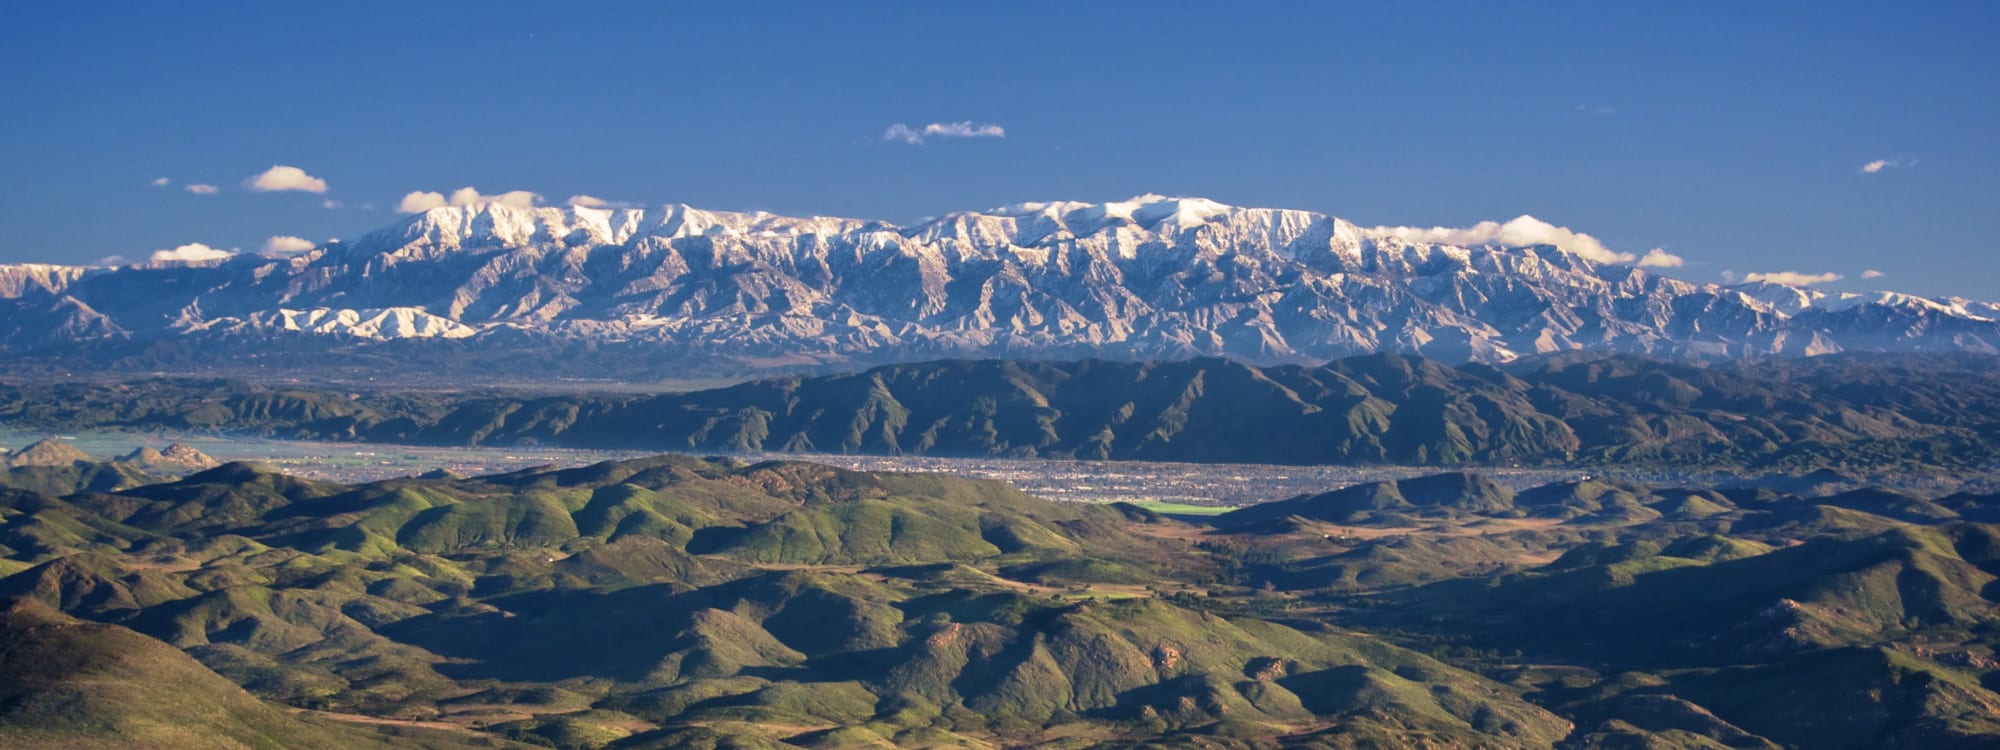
[{"left": 8, "top": 353, "right": 2000, "bottom": 473}]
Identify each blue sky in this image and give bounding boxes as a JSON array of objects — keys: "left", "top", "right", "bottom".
[{"left": 2, "top": 2, "right": 1995, "bottom": 296}]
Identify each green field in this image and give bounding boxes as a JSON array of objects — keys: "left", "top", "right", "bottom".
[{"left": 1124, "top": 499, "right": 1236, "bottom": 516}]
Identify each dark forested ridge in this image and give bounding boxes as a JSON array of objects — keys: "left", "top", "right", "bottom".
[{"left": 8, "top": 352, "right": 2000, "bottom": 473}]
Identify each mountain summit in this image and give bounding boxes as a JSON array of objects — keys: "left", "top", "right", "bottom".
[
  {"left": 3, "top": 196, "right": 1996, "bottom": 375},
  {"left": 4, "top": 438, "right": 92, "bottom": 469}
]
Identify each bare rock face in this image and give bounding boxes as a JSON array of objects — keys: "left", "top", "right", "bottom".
[
  {"left": 4, "top": 196, "right": 1998, "bottom": 372},
  {"left": 159, "top": 443, "right": 222, "bottom": 470},
  {"left": 116, "top": 443, "right": 221, "bottom": 473},
  {"left": 5, "top": 438, "right": 92, "bottom": 468}
]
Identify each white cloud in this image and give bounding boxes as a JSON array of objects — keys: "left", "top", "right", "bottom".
[
  {"left": 185, "top": 183, "right": 219, "bottom": 194},
  {"left": 261, "top": 235, "right": 316, "bottom": 255},
  {"left": 150, "top": 177, "right": 170, "bottom": 187},
  {"left": 883, "top": 121, "right": 1007, "bottom": 145},
  {"left": 1860, "top": 157, "right": 1914, "bottom": 174},
  {"left": 399, "top": 187, "right": 543, "bottom": 213},
  {"left": 1861, "top": 269, "right": 1886, "bottom": 279},
  {"left": 564, "top": 194, "right": 637, "bottom": 209},
  {"left": 1575, "top": 104, "right": 1617, "bottom": 116},
  {"left": 322, "top": 199, "right": 344, "bottom": 210},
  {"left": 1743, "top": 270, "right": 1844, "bottom": 286},
  {"left": 1636, "top": 248, "right": 1685, "bottom": 268},
  {"left": 398, "top": 191, "right": 447, "bottom": 212},
  {"left": 450, "top": 187, "right": 538, "bottom": 209},
  {"left": 244, "top": 164, "right": 329, "bottom": 193},
  {"left": 488, "top": 190, "right": 540, "bottom": 208},
  {"left": 149, "top": 242, "right": 237, "bottom": 264},
  {"left": 1719, "top": 270, "right": 1739, "bottom": 284},
  {"left": 1373, "top": 215, "right": 1636, "bottom": 264}
]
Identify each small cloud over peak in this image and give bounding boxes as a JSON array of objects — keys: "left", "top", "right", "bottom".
[
  {"left": 1373, "top": 215, "right": 1636, "bottom": 265},
  {"left": 398, "top": 187, "right": 543, "bottom": 213},
  {"left": 1861, "top": 269, "right": 1886, "bottom": 279},
  {"left": 1744, "top": 270, "right": 1843, "bottom": 286},
  {"left": 245, "top": 164, "right": 329, "bottom": 193},
  {"left": 261, "top": 235, "right": 316, "bottom": 256},
  {"left": 398, "top": 191, "right": 446, "bottom": 212},
  {"left": 149, "top": 242, "right": 236, "bottom": 264},
  {"left": 150, "top": 177, "right": 170, "bottom": 187},
  {"left": 1637, "top": 248, "right": 1685, "bottom": 268},
  {"left": 185, "top": 183, "right": 219, "bottom": 195},
  {"left": 884, "top": 121, "right": 1007, "bottom": 145},
  {"left": 451, "top": 187, "right": 539, "bottom": 209},
  {"left": 565, "top": 194, "right": 637, "bottom": 209}
]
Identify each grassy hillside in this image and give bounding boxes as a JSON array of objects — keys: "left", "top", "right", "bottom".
[
  {"left": 0, "top": 597, "right": 522, "bottom": 750},
  {"left": 3, "top": 454, "right": 2000, "bottom": 747}
]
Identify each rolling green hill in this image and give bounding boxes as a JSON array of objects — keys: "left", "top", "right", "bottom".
[
  {"left": 4, "top": 454, "right": 2000, "bottom": 747},
  {"left": 0, "top": 597, "right": 524, "bottom": 750}
]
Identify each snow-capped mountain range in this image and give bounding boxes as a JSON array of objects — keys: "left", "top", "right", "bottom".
[{"left": 4, "top": 195, "right": 1997, "bottom": 371}]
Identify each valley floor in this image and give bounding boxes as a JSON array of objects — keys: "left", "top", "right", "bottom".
[{"left": 0, "top": 425, "right": 1594, "bottom": 504}]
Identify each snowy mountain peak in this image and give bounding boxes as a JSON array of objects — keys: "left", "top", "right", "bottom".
[
  {"left": 3, "top": 195, "right": 1996, "bottom": 368},
  {"left": 908, "top": 195, "right": 1348, "bottom": 260},
  {"left": 987, "top": 194, "right": 1234, "bottom": 229},
  {"left": 353, "top": 202, "right": 877, "bottom": 261}
]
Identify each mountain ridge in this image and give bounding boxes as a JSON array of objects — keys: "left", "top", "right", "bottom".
[
  {"left": 8, "top": 352, "right": 2000, "bottom": 475},
  {"left": 5, "top": 196, "right": 1997, "bottom": 376}
]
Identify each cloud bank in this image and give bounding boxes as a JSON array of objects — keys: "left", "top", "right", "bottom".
[
  {"left": 149, "top": 242, "right": 236, "bottom": 264},
  {"left": 1744, "top": 270, "right": 1843, "bottom": 286},
  {"left": 245, "top": 165, "right": 329, "bottom": 193},
  {"left": 398, "top": 187, "right": 543, "bottom": 213},
  {"left": 884, "top": 121, "right": 1007, "bottom": 145},
  {"left": 1373, "top": 215, "right": 1638, "bottom": 265}
]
